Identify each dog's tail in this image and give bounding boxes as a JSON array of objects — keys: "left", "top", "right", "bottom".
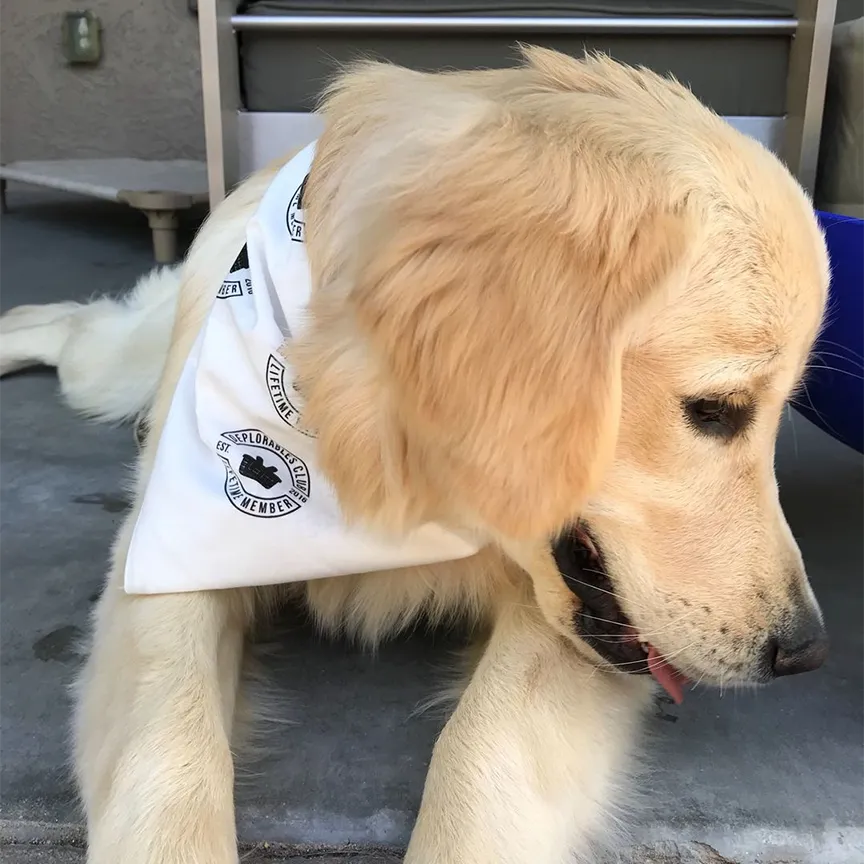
[{"left": 0, "top": 265, "right": 182, "bottom": 423}]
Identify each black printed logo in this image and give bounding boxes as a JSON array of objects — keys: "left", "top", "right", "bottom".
[
  {"left": 266, "top": 354, "right": 314, "bottom": 437},
  {"left": 230, "top": 245, "right": 249, "bottom": 272},
  {"left": 215, "top": 428, "right": 310, "bottom": 518},
  {"left": 238, "top": 454, "right": 281, "bottom": 489},
  {"left": 218, "top": 244, "right": 253, "bottom": 299},
  {"left": 286, "top": 175, "right": 308, "bottom": 243}
]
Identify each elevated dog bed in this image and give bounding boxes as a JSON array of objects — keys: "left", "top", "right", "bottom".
[{"left": 0, "top": 159, "right": 208, "bottom": 264}]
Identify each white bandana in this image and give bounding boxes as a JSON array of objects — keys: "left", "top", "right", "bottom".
[{"left": 125, "top": 143, "right": 480, "bottom": 594}]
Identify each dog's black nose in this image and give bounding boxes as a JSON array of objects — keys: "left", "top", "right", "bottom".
[{"left": 769, "top": 615, "right": 829, "bottom": 677}]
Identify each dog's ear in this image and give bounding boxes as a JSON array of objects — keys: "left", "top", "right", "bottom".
[{"left": 298, "top": 61, "right": 692, "bottom": 539}]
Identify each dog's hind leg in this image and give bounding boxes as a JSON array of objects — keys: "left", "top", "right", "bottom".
[
  {"left": 406, "top": 597, "right": 653, "bottom": 864},
  {"left": 74, "top": 513, "right": 259, "bottom": 864}
]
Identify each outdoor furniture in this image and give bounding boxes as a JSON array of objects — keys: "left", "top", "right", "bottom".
[
  {"left": 197, "top": 0, "right": 839, "bottom": 203},
  {"left": 0, "top": 158, "right": 208, "bottom": 263},
  {"left": 816, "top": 15, "right": 863, "bottom": 217}
]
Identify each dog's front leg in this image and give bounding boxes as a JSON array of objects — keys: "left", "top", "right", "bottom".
[
  {"left": 74, "top": 517, "right": 254, "bottom": 864},
  {"left": 406, "top": 600, "right": 652, "bottom": 864}
]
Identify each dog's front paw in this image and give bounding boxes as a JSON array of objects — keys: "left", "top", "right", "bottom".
[
  {"left": 87, "top": 800, "right": 238, "bottom": 864},
  {"left": 84, "top": 753, "right": 238, "bottom": 864}
]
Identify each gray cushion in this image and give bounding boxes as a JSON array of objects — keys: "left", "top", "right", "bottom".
[
  {"left": 238, "top": 0, "right": 796, "bottom": 115},
  {"left": 241, "top": 1, "right": 794, "bottom": 14}
]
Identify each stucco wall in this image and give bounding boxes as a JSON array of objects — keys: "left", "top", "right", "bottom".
[
  {"left": 2, "top": 1, "right": 861, "bottom": 165},
  {"left": 0, "top": 0, "right": 204, "bottom": 163}
]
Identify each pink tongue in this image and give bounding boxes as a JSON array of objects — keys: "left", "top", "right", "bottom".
[{"left": 646, "top": 645, "right": 689, "bottom": 705}]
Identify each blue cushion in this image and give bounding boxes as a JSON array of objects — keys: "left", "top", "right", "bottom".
[{"left": 793, "top": 212, "right": 863, "bottom": 453}]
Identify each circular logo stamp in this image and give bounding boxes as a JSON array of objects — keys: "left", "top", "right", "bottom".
[
  {"left": 215, "top": 428, "right": 310, "bottom": 518},
  {"left": 266, "top": 354, "right": 315, "bottom": 437}
]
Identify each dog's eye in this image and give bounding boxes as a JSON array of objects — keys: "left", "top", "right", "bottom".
[{"left": 684, "top": 396, "right": 753, "bottom": 440}]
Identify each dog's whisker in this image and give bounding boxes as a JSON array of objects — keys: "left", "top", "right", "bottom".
[
  {"left": 811, "top": 338, "right": 864, "bottom": 362},
  {"left": 809, "top": 346, "right": 864, "bottom": 365},
  {"left": 605, "top": 637, "right": 701, "bottom": 671},
  {"left": 690, "top": 666, "right": 709, "bottom": 690},
  {"left": 560, "top": 573, "right": 650, "bottom": 615},
  {"left": 805, "top": 362, "right": 864, "bottom": 381},
  {"left": 622, "top": 607, "right": 701, "bottom": 638},
  {"left": 789, "top": 381, "right": 837, "bottom": 435},
  {"left": 592, "top": 612, "right": 700, "bottom": 643}
]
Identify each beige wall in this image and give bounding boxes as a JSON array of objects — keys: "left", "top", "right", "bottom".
[
  {"left": 0, "top": 0, "right": 204, "bottom": 163},
  {"left": 2, "top": 1, "right": 861, "bottom": 166}
]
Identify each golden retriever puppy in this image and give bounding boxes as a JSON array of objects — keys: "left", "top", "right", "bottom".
[{"left": 1, "top": 49, "right": 829, "bottom": 864}]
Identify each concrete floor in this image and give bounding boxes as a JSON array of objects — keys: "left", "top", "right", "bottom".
[{"left": 1, "top": 188, "right": 862, "bottom": 863}]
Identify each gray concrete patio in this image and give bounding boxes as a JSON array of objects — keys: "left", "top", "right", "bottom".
[{"left": 1, "top": 187, "right": 862, "bottom": 863}]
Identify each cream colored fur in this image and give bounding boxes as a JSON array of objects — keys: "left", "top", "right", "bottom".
[
  {"left": 0, "top": 265, "right": 180, "bottom": 422},
  {"left": 0, "top": 50, "right": 830, "bottom": 863}
]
